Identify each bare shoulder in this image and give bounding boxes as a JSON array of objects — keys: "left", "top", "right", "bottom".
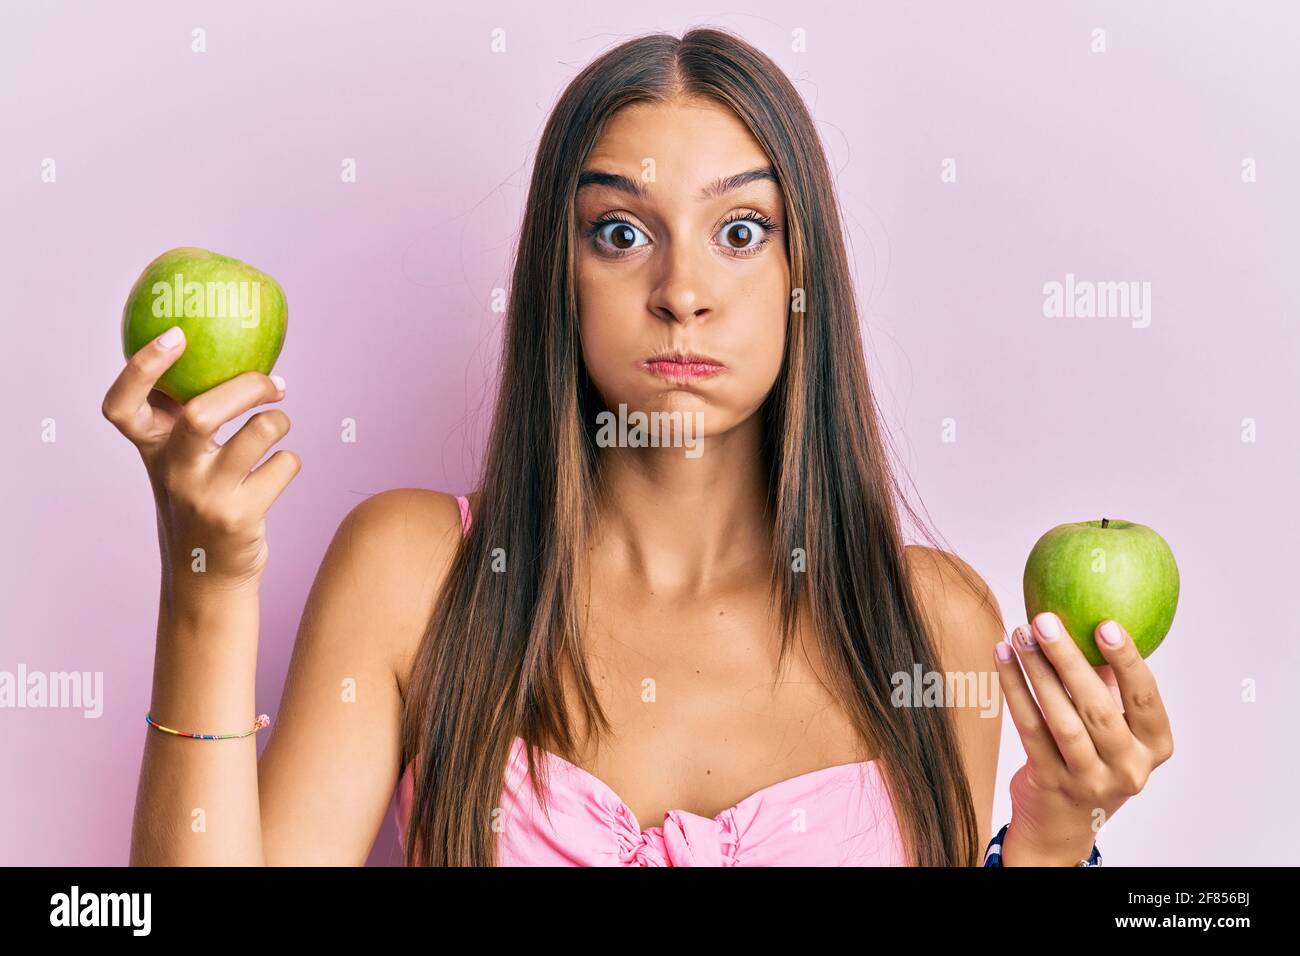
[
  {"left": 258, "top": 488, "right": 465, "bottom": 863},
  {"left": 331, "top": 488, "right": 466, "bottom": 691},
  {"left": 903, "top": 544, "right": 1007, "bottom": 851},
  {"left": 340, "top": 487, "right": 463, "bottom": 556},
  {"left": 903, "top": 545, "right": 1005, "bottom": 645}
]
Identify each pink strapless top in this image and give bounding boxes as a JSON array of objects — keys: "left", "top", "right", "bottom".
[{"left": 392, "top": 494, "right": 908, "bottom": 867}]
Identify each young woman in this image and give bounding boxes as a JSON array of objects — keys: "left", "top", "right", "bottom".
[{"left": 107, "top": 28, "right": 1173, "bottom": 867}]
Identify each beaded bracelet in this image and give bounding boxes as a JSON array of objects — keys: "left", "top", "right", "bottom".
[
  {"left": 983, "top": 822, "right": 1103, "bottom": 867},
  {"left": 145, "top": 711, "right": 271, "bottom": 740}
]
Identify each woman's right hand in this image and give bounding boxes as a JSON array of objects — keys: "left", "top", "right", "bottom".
[{"left": 101, "top": 325, "right": 301, "bottom": 594}]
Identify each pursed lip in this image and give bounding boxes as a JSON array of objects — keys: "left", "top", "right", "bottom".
[{"left": 639, "top": 349, "right": 727, "bottom": 381}]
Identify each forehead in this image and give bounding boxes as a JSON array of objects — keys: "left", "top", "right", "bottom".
[{"left": 582, "top": 97, "right": 774, "bottom": 195}]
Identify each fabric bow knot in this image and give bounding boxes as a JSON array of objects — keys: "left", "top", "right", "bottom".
[{"left": 618, "top": 807, "right": 739, "bottom": 866}]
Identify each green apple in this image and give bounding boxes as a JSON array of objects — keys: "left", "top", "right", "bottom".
[
  {"left": 121, "top": 247, "right": 287, "bottom": 403},
  {"left": 1023, "top": 518, "right": 1179, "bottom": 666}
]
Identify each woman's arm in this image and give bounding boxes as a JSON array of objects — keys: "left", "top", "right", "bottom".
[
  {"left": 105, "top": 327, "right": 301, "bottom": 866},
  {"left": 130, "top": 488, "right": 461, "bottom": 865},
  {"left": 131, "top": 581, "right": 268, "bottom": 864},
  {"left": 911, "top": 546, "right": 1176, "bottom": 866},
  {"left": 257, "top": 488, "right": 464, "bottom": 865},
  {"left": 905, "top": 546, "right": 1005, "bottom": 857},
  {"left": 101, "top": 315, "right": 464, "bottom": 861}
]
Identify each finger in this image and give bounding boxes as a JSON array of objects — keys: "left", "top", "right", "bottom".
[
  {"left": 132, "top": 390, "right": 187, "bottom": 469},
  {"left": 101, "top": 325, "right": 187, "bottom": 445},
  {"left": 146, "top": 387, "right": 185, "bottom": 420},
  {"left": 993, "top": 632, "right": 1068, "bottom": 776},
  {"left": 1031, "top": 611, "right": 1132, "bottom": 763},
  {"left": 240, "top": 449, "right": 301, "bottom": 512},
  {"left": 1094, "top": 665, "right": 1125, "bottom": 711},
  {"left": 168, "top": 371, "right": 285, "bottom": 463},
  {"left": 214, "top": 408, "right": 291, "bottom": 488},
  {"left": 1015, "top": 616, "right": 1103, "bottom": 773},
  {"left": 1094, "top": 619, "right": 1175, "bottom": 757}
]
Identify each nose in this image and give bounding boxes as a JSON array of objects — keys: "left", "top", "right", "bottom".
[{"left": 647, "top": 242, "right": 713, "bottom": 327}]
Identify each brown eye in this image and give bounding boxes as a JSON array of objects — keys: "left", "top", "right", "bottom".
[
  {"left": 593, "top": 219, "right": 649, "bottom": 254},
  {"left": 722, "top": 222, "right": 753, "bottom": 248},
  {"left": 610, "top": 224, "right": 637, "bottom": 249},
  {"left": 717, "top": 215, "right": 775, "bottom": 254}
]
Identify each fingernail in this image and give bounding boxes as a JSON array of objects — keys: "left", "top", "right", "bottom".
[
  {"left": 271, "top": 375, "right": 286, "bottom": 392},
  {"left": 158, "top": 326, "right": 184, "bottom": 349},
  {"left": 1099, "top": 620, "right": 1125, "bottom": 647},
  {"left": 1016, "top": 624, "right": 1037, "bottom": 649},
  {"left": 995, "top": 640, "right": 1013, "bottom": 663},
  {"left": 1034, "top": 612, "right": 1060, "bottom": 641}
]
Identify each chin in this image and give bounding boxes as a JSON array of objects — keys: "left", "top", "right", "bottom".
[{"left": 640, "top": 387, "right": 713, "bottom": 414}]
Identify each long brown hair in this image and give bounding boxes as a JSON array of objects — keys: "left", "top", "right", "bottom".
[{"left": 401, "top": 27, "right": 989, "bottom": 867}]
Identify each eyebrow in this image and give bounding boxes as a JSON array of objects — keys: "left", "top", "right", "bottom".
[{"left": 576, "top": 165, "right": 778, "bottom": 201}]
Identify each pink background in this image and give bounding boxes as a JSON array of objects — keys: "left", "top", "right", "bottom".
[{"left": 2, "top": 1, "right": 1295, "bottom": 865}]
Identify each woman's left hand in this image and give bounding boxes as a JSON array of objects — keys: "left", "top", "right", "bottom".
[{"left": 993, "top": 611, "right": 1175, "bottom": 865}]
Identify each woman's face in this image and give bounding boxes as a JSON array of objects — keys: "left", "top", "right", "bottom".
[{"left": 575, "top": 95, "right": 791, "bottom": 438}]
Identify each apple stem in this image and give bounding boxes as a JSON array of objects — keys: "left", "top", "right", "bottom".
[{"left": 1102, "top": 518, "right": 1109, "bottom": 529}]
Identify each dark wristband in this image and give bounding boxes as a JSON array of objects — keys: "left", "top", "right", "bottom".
[{"left": 983, "top": 822, "right": 1103, "bottom": 867}]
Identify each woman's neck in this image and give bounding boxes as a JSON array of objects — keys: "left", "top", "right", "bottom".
[{"left": 591, "top": 412, "right": 772, "bottom": 596}]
